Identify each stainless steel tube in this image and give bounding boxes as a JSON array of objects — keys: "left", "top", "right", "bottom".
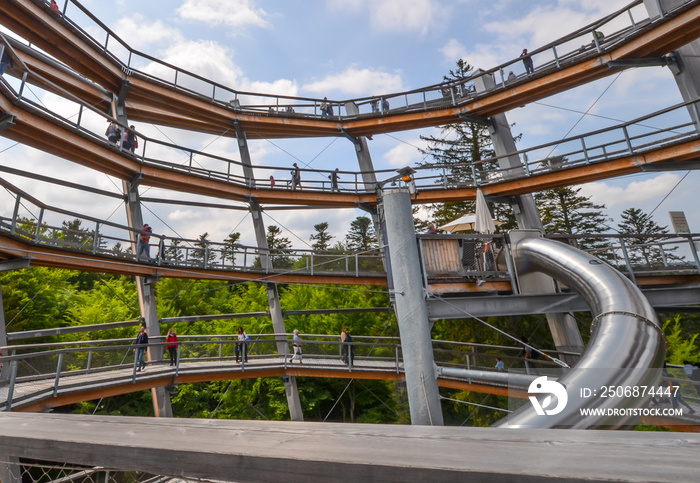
[{"left": 495, "top": 237, "right": 665, "bottom": 429}]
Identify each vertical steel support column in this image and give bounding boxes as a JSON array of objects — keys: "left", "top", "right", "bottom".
[
  {"left": 345, "top": 102, "right": 392, "bottom": 291},
  {"left": 644, "top": 0, "right": 700, "bottom": 131},
  {"left": 119, "top": 81, "right": 171, "bottom": 419},
  {"left": 473, "top": 72, "right": 584, "bottom": 365},
  {"left": 382, "top": 189, "right": 443, "bottom": 426},
  {"left": 123, "top": 179, "right": 172, "bottom": 417},
  {"left": 0, "top": 456, "right": 21, "bottom": 483},
  {"left": 233, "top": 121, "right": 303, "bottom": 421},
  {"left": 0, "top": 282, "right": 8, "bottom": 386}
]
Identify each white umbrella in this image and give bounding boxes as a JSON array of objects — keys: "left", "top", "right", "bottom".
[
  {"left": 438, "top": 213, "right": 478, "bottom": 232},
  {"left": 475, "top": 188, "right": 498, "bottom": 234}
]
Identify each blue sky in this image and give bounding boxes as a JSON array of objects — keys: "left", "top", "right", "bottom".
[{"left": 0, "top": 0, "right": 697, "bottom": 248}]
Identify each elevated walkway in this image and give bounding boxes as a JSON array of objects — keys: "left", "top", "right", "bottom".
[{"left": 3, "top": 1, "right": 700, "bottom": 138}]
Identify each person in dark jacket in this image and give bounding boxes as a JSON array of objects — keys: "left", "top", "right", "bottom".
[{"left": 134, "top": 326, "right": 148, "bottom": 372}]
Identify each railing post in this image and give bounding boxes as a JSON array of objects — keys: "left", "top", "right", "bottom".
[
  {"left": 580, "top": 137, "right": 590, "bottom": 164},
  {"left": 553, "top": 46, "right": 560, "bottom": 69},
  {"left": 10, "top": 196, "right": 21, "bottom": 235},
  {"left": 523, "top": 153, "right": 531, "bottom": 176},
  {"left": 659, "top": 243, "right": 669, "bottom": 267},
  {"left": 622, "top": 126, "right": 634, "bottom": 153},
  {"left": 17, "top": 71, "right": 28, "bottom": 99},
  {"left": 219, "top": 338, "right": 223, "bottom": 360},
  {"left": 86, "top": 344, "right": 93, "bottom": 372},
  {"left": 92, "top": 223, "right": 100, "bottom": 254},
  {"left": 687, "top": 235, "right": 700, "bottom": 274},
  {"left": 4, "top": 360, "right": 18, "bottom": 411},
  {"left": 395, "top": 345, "right": 400, "bottom": 374},
  {"left": 355, "top": 254, "right": 359, "bottom": 277},
  {"left": 310, "top": 252, "right": 314, "bottom": 276},
  {"left": 34, "top": 208, "right": 45, "bottom": 242},
  {"left": 284, "top": 342, "right": 288, "bottom": 369},
  {"left": 77, "top": 105, "right": 83, "bottom": 128},
  {"left": 53, "top": 353, "right": 64, "bottom": 398},
  {"left": 175, "top": 345, "right": 181, "bottom": 377},
  {"left": 619, "top": 237, "right": 637, "bottom": 285}
]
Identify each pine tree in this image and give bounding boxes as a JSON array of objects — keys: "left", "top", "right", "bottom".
[
  {"left": 61, "top": 219, "right": 94, "bottom": 249},
  {"left": 191, "top": 232, "right": 217, "bottom": 266},
  {"left": 345, "top": 216, "right": 377, "bottom": 252},
  {"left": 310, "top": 222, "right": 334, "bottom": 252},
  {"left": 165, "top": 238, "right": 184, "bottom": 262},
  {"left": 617, "top": 207, "right": 677, "bottom": 267},
  {"left": 266, "top": 225, "right": 293, "bottom": 269},
  {"left": 535, "top": 186, "right": 610, "bottom": 251},
  {"left": 221, "top": 232, "right": 241, "bottom": 267},
  {"left": 417, "top": 60, "right": 514, "bottom": 229}
]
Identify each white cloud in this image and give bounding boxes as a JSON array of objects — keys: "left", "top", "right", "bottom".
[
  {"left": 328, "top": 0, "right": 444, "bottom": 35},
  {"left": 177, "top": 0, "right": 268, "bottom": 29},
  {"left": 141, "top": 39, "right": 244, "bottom": 90},
  {"left": 383, "top": 139, "right": 429, "bottom": 167},
  {"left": 440, "top": 39, "right": 468, "bottom": 64},
  {"left": 112, "top": 14, "right": 184, "bottom": 51},
  {"left": 302, "top": 67, "right": 403, "bottom": 96},
  {"left": 579, "top": 173, "right": 682, "bottom": 210}
]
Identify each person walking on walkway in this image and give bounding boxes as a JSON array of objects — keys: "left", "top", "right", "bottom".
[
  {"left": 520, "top": 49, "right": 534, "bottom": 75},
  {"left": 329, "top": 168, "right": 340, "bottom": 192},
  {"left": 236, "top": 326, "right": 248, "bottom": 363},
  {"left": 137, "top": 224, "right": 152, "bottom": 260},
  {"left": 291, "top": 163, "right": 302, "bottom": 190},
  {"left": 134, "top": 326, "right": 148, "bottom": 372},
  {"left": 166, "top": 328, "right": 179, "bottom": 366},
  {"left": 340, "top": 327, "right": 348, "bottom": 363},
  {"left": 292, "top": 329, "right": 303, "bottom": 364},
  {"left": 345, "top": 329, "right": 354, "bottom": 366}
]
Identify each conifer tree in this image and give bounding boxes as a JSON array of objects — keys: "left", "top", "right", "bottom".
[{"left": 617, "top": 207, "right": 677, "bottom": 266}]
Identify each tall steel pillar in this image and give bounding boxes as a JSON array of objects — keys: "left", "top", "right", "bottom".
[
  {"left": 0, "top": 456, "right": 21, "bottom": 483},
  {"left": 382, "top": 189, "right": 444, "bottom": 426},
  {"left": 123, "top": 179, "right": 172, "bottom": 417},
  {"left": 343, "top": 103, "right": 385, "bottom": 239},
  {"left": 233, "top": 121, "right": 303, "bottom": 421},
  {"left": 644, "top": 0, "right": 700, "bottom": 129},
  {"left": 116, "top": 88, "right": 171, "bottom": 417},
  {"left": 473, "top": 72, "right": 584, "bottom": 365}
]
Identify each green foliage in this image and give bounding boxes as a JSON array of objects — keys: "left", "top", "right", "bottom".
[
  {"left": 663, "top": 316, "right": 699, "bottom": 364},
  {"left": 0, "top": 267, "right": 75, "bottom": 334}
]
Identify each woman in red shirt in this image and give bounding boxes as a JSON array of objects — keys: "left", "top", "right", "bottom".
[{"left": 166, "top": 328, "right": 179, "bottom": 366}]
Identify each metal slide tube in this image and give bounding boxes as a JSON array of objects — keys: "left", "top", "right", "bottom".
[
  {"left": 496, "top": 237, "right": 665, "bottom": 429},
  {"left": 437, "top": 367, "right": 538, "bottom": 388}
]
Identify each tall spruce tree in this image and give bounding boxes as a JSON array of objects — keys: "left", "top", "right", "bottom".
[
  {"left": 617, "top": 207, "right": 677, "bottom": 266},
  {"left": 265, "top": 225, "right": 293, "bottom": 269},
  {"left": 310, "top": 222, "right": 334, "bottom": 251},
  {"left": 191, "top": 232, "right": 216, "bottom": 266},
  {"left": 535, "top": 186, "right": 610, "bottom": 250},
  {"left": 221, "top": 232, "right": 241, "bottom": 266},
  {"left": 417, "top": 60, "right": 516, "bottom": 229}
]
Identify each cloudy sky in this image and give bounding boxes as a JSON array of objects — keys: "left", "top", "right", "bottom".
[{"left": 0, "top": 0, "right": 697, "bottom": 250}]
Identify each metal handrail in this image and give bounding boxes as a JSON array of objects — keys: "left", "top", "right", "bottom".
[{"left": 12, "top": 0, "right": 695, "bottom": 120}]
